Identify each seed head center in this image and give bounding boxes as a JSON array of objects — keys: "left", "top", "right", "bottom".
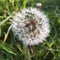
[{"left": 25, "top": 20, "right": 36, "bottom": 32}]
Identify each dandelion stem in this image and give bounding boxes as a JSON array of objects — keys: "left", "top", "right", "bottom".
[
  {"left": 26, "top": 46, "right": 29, "bottom": 60},
  {"left": 30, "top": 46, "right": 35, "bottom": 60},
  {"left": 25, "top": 46, "right": 31, "bottom": 60}
]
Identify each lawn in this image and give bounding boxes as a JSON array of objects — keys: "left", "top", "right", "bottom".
[{"left": 0, "top": 0, "right": 60, "bottom": 60}]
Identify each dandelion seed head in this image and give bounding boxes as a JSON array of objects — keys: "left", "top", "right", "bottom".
[{"left": 11, "top": 7, "right": 50, "bottom": 46}]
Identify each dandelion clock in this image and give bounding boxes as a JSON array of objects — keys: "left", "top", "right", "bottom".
[{"left": 11, "top": 3, "right": 50, "bottom": 60}]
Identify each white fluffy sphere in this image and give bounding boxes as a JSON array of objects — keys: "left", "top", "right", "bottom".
[{"left": 11, "top": 7, "right": 50, "bottom": 46}]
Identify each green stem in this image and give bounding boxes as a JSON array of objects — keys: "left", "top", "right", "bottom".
[{"left": 26, "top": 46, "right": 31, "bottom": 60}]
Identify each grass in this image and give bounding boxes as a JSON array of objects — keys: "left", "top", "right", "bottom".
[{"left": 0, "top": 0, "right": 60, "bottom": 60}]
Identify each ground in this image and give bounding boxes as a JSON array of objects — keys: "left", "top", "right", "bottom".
[{"left": 0, "top": 0, "right": 60, "bottom": 60}]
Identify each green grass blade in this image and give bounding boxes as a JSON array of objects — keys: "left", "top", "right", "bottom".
[{"left": 0, "top": 43, "right": 17, "bottom": 55}]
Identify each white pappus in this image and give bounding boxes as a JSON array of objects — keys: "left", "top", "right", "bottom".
[{"left": 11, "top": 7, "right": 50, "bottom": 46}]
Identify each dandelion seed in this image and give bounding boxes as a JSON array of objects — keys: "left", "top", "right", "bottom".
[{"left": 11, "top": 7, "right": 50, "bottom": 46}]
